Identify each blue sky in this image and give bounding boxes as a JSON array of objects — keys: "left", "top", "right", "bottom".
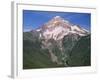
[{"left": 23, "top": 10, "right": 91, "bottom": 32}]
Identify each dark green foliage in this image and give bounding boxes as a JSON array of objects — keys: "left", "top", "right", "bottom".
[
  {"left": 68, "top": 35, "right": 91, "bottom": 66},
  {"left": 23, "top": 31, "right": 91, "bottom": 69},
  {"left": 23, "top": 31, "right": 39, "bottom": 41},
  {"left": 62, "top": 34, "right": 80, "bottom": 55},
  {"left": 23, "top": 32, "right": 63, "bottom": 69},
  {"left": 23, "top": 39, "right": 58, "bottom": 69}
]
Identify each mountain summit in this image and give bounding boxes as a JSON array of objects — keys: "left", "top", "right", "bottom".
[
  {"left": 39, "top": 16, "right": 89, "bottom": 41},
  {"left": 23, "top": 16, "right": 90, "bottom": 69},
  {"left": 34, "top": 16, "right": 89, "bottom": 65}
]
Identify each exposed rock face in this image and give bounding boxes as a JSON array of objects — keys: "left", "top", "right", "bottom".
[
  {"left": 36, "top": 16, "right": 89, "bottom": 65},
  {"left": 23, "top": 16, "right": 90, "bottom": 68}
]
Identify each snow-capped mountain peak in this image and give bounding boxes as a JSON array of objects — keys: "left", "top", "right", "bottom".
[
  {"left": 39, "top": 16, "right": 89, "bottom": 40},
  {"left": 54, "top": 16, "right": 62, "bottom": 19}
]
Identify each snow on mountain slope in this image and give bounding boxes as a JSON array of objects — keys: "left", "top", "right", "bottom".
[
  {"left": 39, "top": 16, "right": 89, "bottom": 41},
  {"left": 29, "top": 16, "right": 90, "bottom": 65}
]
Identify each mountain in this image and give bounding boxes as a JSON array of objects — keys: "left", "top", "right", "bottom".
[
  {"left": 23, "top": 16, "right": 91, "bottom": 69},
  {"left": 68, "top": 34, "right": 91, "bottom": 66},
  {"left": 40, "top": 16, "right": 89, "bottom": 40}
]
